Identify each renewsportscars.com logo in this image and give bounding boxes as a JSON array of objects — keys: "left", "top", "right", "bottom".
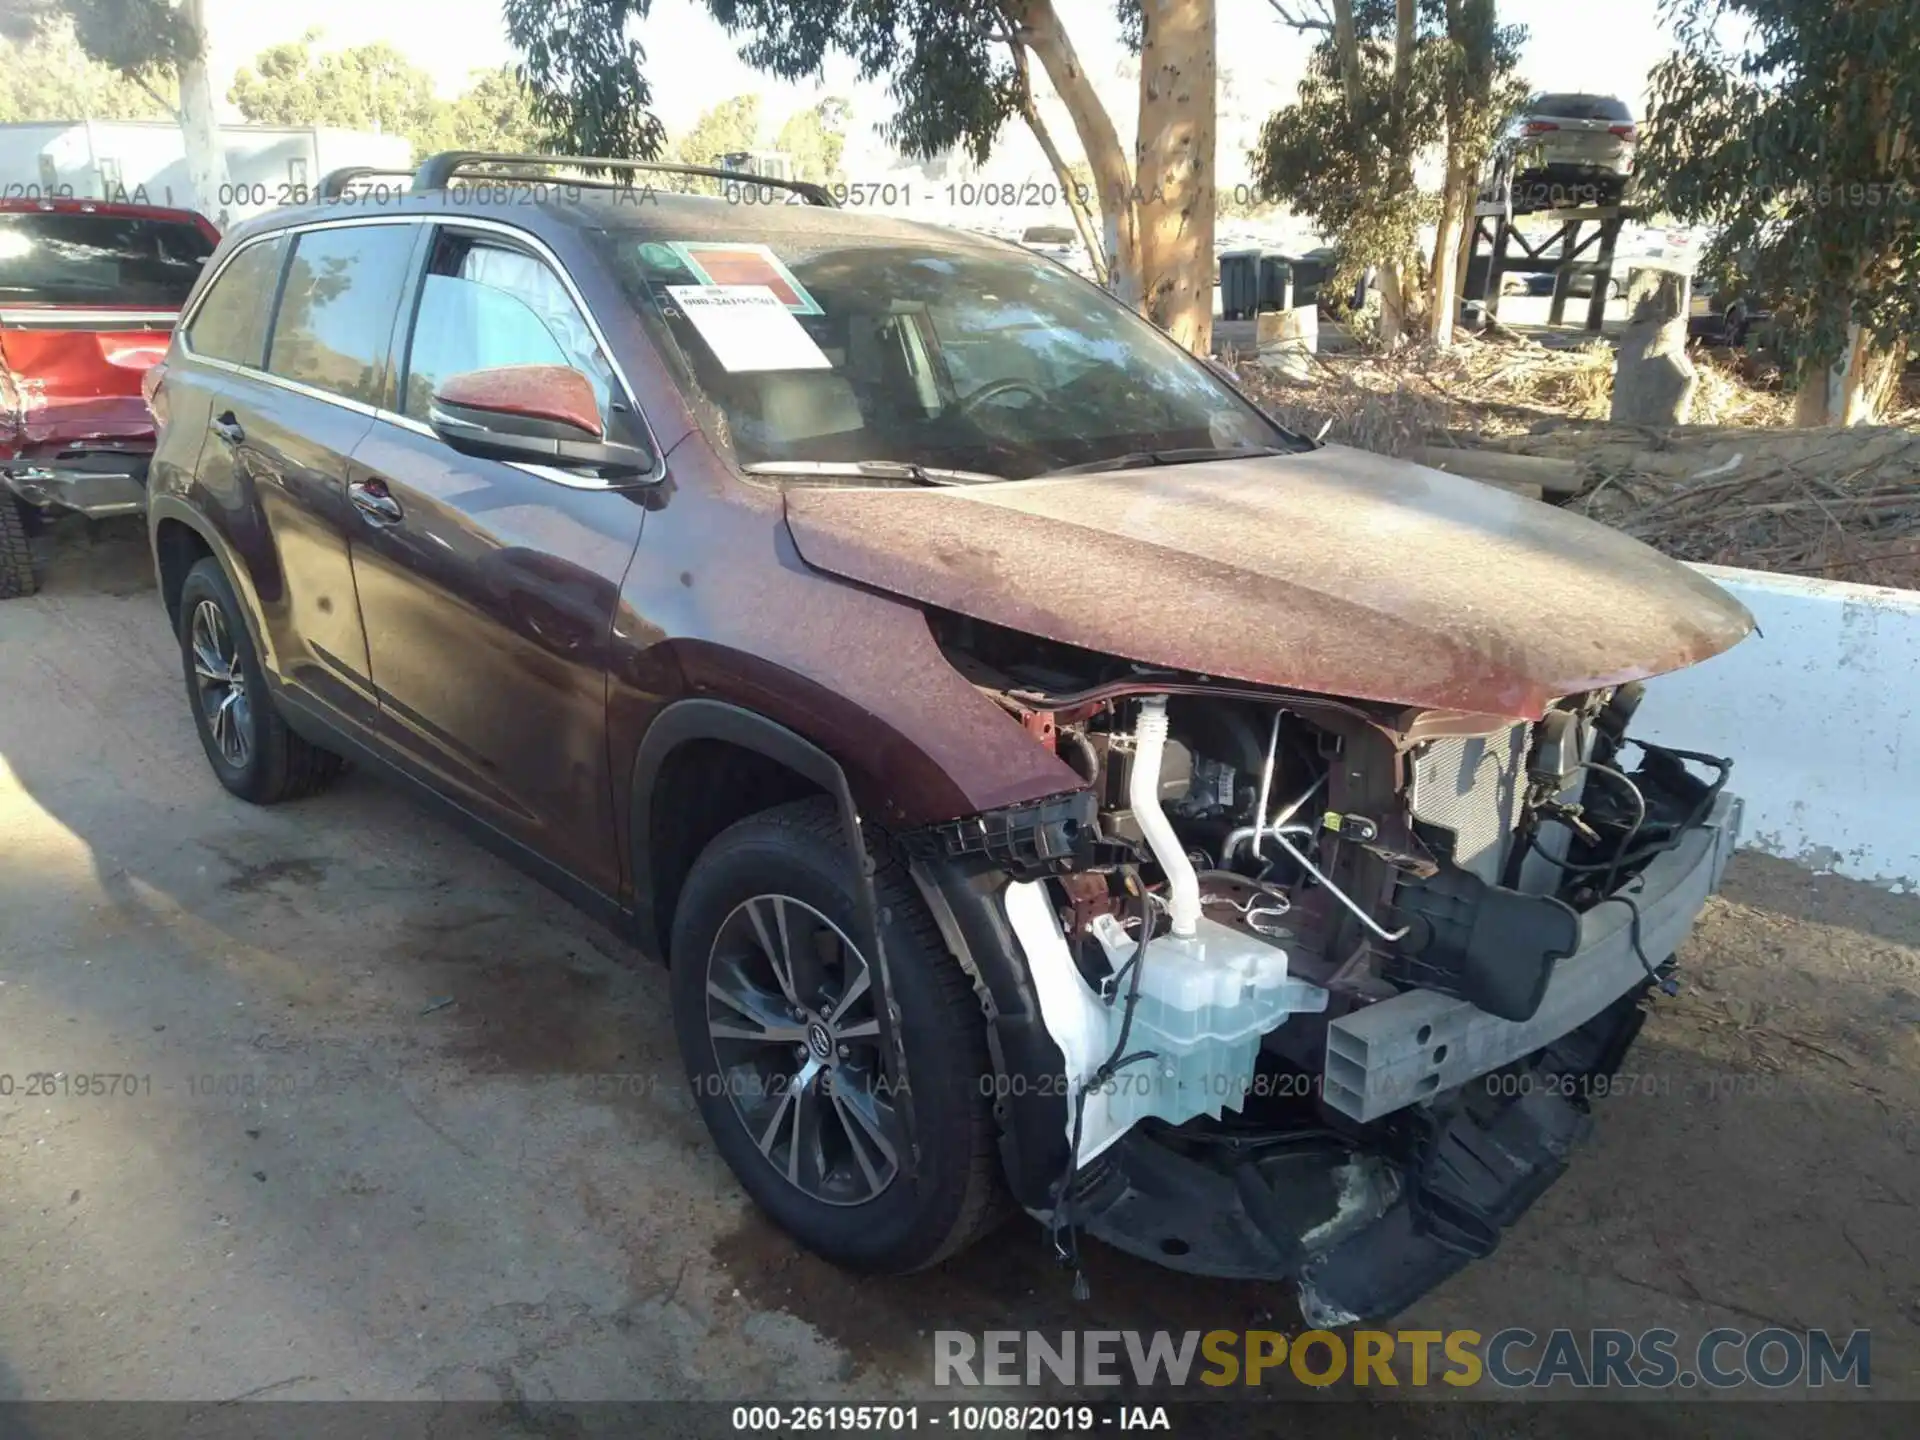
[{"left": 933, "top": 1327, "right": 1872, "bottom": 1390}]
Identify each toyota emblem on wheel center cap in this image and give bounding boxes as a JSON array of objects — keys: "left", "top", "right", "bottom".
[{"left": 806, "top": 1020, "right": 833, "bottom": 1060}]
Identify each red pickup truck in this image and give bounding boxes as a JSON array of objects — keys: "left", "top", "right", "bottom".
[{"left": 2, "top": 197, "right": 220, "bottom": 596}]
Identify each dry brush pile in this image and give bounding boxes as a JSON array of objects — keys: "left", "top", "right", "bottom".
[{"left": 1236, "top": 335, "right": 1920, "bottom": 590}]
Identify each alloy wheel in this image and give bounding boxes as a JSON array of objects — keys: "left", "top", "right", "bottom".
[
  {"left": 189, "top": 598, "right": 252, "bottom": 769},
  {"left": 704, "top": 894, "right": 899, "bottom": 1206}
]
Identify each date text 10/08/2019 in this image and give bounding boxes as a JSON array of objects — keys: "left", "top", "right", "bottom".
[{"left": 731, "top": 1406, "right": 1168, "bottom": 1432}]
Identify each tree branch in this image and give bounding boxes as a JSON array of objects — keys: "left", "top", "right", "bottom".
[
  {"left": 997, "top": 14, "right": 1110, "bottom": 286},
  {"left": 133, "top": 75, "right": 180, "bottom": 123},
  {"left": 1266, "top": 0, "right": 1332, "bottom": 32}
]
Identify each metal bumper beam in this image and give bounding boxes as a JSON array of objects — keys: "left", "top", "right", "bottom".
[{"left": 1322, "top": 792, "right": 1743, "bottom": 1123}]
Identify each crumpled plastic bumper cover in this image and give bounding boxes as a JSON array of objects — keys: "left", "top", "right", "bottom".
[
  {"left": 1323, "top": 791, "right": 1742, "bottom": 1124},
  {"left": 1072, "top": 997, "right": 1633, "bottom": 1326},
  {"left": 1070, "top": 795, "right": 1740, "bottom": 1325},
  {"left": 3, "top": 451, "right": 149, "bottom": 517}
]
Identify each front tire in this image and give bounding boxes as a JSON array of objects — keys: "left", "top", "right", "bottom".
[
  {"left": 670, "top": 797, "right": 1007, "bottom": 1273},
  {"left": 177, "top": 557, "right": 343, "bottom": 803}
]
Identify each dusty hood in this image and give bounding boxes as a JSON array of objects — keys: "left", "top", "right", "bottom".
[{"left": 782, "top": 444, "right": 1755, "bottom": 719}]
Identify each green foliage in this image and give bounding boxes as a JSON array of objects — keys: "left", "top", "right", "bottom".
[
  {"left": 439, "top": 68, "right": 551, "bottom": 154},
  {"left": 671, "top": 93, "right": 761, "bottom": 167},
  {"left": 0, "top": 0, "right": 199, "bottom": 79},
  {"left": 502, "top": 0, "right": 666, "bottom": 159},
  {"left": 228, "top": 36, "right": 551, "bottom": 161},
  {"left": 1253, "top": 0, "right": 1523, "bottom": 296},
  {"left": 707, "top": 0, "right": 1019, "bottom": 165},
  {"left": 1431, "top": 0, "right": 1528, "bottom": 183},
  {"left": 1638, "top": 0, "right": 1920, "bottom": 378},
  {"left": 0, "top": 17, "right": 175, "bottom": 121},
  {"left": 1253, "top": 16, "right": 1441, "bottom": 293},
  {"left": 230, "top": 33, "right": 442, "bottom": 142},
  {"left": 776, "top": 98, "right": 851, "bottom": 184}
]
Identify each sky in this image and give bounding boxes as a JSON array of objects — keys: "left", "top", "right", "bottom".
[{"left": 201, "top": 0, "right": 1681, "bottom": 163}]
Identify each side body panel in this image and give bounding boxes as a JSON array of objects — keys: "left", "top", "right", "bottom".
[
  {"left": 194, "top": 370, "right": 379, "bottom": 731},
  {"left": 348, "top": 417, "right": 647, "bottom": 898}
]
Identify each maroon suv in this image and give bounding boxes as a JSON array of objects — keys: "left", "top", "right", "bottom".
[{"left": 146, "top": 153, "right": 1752, "bottom": 1323}]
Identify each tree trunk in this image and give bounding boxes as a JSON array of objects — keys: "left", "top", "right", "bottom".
[
  {"left": 1376, "top": 0, "right": 1418, "bottom": 347},
  {"left": 1135, "top": 0, "right": 1216, "bottom": 353},
  {"left": 1793, "top": 321, "right": 1903, "bottom": 426},
  {"left": 177, "top": 0, "right": 232, "bottom": 224},
  {"left": 1847, "top": 337, "right": 1908, "bottom": 424},
  {"left": 1005, "top": 35, "right": 1109, "bottom": 287},
  {"left": 1428, "top": 161, "right": 1471, "bottom": 345},
  {"left": 1016, "top": 0, "right": 1141, "bottom": 306},
  {"left": 1330, "top": 0, "right": 1364, "bottom": 112}
]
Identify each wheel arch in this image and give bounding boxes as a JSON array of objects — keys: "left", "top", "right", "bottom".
[
  {"left": 148, "top": 496, "right": 277, "bottom": 673},
  {"left": 629, "top": 698, "right": 873, "bottom": 964}
]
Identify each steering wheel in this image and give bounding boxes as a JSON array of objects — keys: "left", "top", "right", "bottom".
[{"left": 955, "top": 377, "right": 1047, "bottom": 417}]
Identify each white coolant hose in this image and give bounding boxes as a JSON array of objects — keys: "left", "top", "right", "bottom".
[{"left": 1129, "top": 695, "right": 1200, "bottom": 938}]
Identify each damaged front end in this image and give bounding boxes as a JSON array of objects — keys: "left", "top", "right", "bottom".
[{"left": 901, "top": 617, "right": 1741, "bottom": 1324}]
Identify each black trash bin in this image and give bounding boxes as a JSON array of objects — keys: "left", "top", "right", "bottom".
[{"left": 1220, "top": 248, "right": 1295, "bottom": 319}]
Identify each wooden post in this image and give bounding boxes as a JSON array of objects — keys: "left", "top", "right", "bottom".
[{"left": 1610, "top": 265, "right": 1697, "bottom": 426}]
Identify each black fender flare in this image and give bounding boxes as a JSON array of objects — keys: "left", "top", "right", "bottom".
[
  {"left": 628, "top": 698, "right": 924, "bottom": 1176},
  {"left": 628, "top": 698, "right": 872, "bottom": 954},
  {"left": 146, "top": 494, "right": 277, "bottom": 672}
]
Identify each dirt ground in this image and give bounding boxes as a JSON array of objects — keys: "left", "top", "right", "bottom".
[{"left": 0, "top": 518, "right": 1914, "bottom": 1431}]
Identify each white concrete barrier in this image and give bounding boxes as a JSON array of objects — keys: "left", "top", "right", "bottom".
[{"left": 1635, "top": 563, "right": 1920, "bottom": 892}]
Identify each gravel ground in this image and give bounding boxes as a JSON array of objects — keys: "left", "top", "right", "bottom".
[{"left": 0, "top": 517, "right": 1913, "bottom": 1432}]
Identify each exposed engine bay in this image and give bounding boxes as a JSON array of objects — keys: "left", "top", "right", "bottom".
[{"left": 908, "top": 611, "right": 1739, "bottom": 1307}]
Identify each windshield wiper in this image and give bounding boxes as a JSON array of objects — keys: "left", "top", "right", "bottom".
[
  {"left": 1039, "top": 445, "right": 1291, "bottom": 478},
  {"left": 741, "top": 459, "right": 1005, "bottom": 486}
]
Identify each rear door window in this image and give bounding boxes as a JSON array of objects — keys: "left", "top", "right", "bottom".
[
  {"left": 185, "top": 235, "right": 288, "bottom": 367},
  {"left": 266, "top": 224, "right": 417, "bottom": 406},
  {"left": 0, "top": 210, "right": 214, "bottom": 308}
]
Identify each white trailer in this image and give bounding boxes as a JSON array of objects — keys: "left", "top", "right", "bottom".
[{"left": 0, "top": 121, "right": 413, "bottom": 226}]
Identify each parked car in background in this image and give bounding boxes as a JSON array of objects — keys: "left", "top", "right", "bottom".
[
  {"left": 1521, "top": 271, "right": 1625, "bottom": 300},
  {"left": 1688, "top": 282, "right": 1775, "bottom": 349},
  {"left": 1506, "top": 93, "right": 1638, "bottom": 210},
  {"left": 1015, "top": 223, "right": 1096, "bottom": 279},
  {"left": 1, "top": 197, "right": 219, "bottom": 597},
  {"left": 146, "top": 151, "right": 1752, "bottom": 1325}
]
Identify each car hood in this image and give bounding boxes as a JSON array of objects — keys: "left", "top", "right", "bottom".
[{"left": 781, "top": 444, "right": 1755, "bottom": 720}]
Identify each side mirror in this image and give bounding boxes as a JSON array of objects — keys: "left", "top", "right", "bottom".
[{"left": 430, "top": 365, "right": 652, "bottom": 479}]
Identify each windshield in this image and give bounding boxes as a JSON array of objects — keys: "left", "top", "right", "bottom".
[
  {"left": 590, "top": 223, "right": 1300, "bottom": 481},
  {"left": 0, "top": 211, "right": 213, "bottom": 307}
]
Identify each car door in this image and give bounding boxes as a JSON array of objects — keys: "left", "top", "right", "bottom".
[
  {"left": 180, "top": 220, "right": 422, "bottom": 737},
  {"left": 345, "top": 222, "right": 651, "bottom": 901}
]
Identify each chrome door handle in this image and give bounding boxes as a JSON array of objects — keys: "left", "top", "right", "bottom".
[
  {"left": 348, "top": 478, "right": 403, "bottom": 525},
  {"left": 210, "top": 412, "right": 244, "bottom": 445}
]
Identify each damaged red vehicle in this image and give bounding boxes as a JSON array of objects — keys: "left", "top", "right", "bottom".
[
  {"left": 146, "top": 154, "right": 1753, "bottom": 1323},
  {"left": 1, "top": 197, "right": 219, "bottom": 596}
]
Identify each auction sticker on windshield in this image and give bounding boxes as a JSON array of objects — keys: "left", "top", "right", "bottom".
[
  {"left": 666, "top": 284, "right": 833, "bottom": 372},
  {"left": 668, "top": 241, "right": 823, "bottom": 314}
]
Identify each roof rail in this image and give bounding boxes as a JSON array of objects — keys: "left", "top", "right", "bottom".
[
  {"left": 410, "top": 151, "right": 839, "bottom": 208},
  {"left": 318, "top": 166, "right": 418, "bottom": 201}
]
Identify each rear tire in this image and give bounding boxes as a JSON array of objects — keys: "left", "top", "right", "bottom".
[
  {"left": 0, "top": 497, "right": 35, "bottom": 599},
  {"left": 670, "top": 797, "right": 1008, "bottom": 1273},
  {"left": 177, "top": 556, "right": 344, "bottom": 803}
]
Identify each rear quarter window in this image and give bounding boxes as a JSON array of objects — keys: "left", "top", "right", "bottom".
[
  {"left": 266, "top": 224, "right": 417, "bottom": 406},
  {"left": 186, "top": 235, "right": 288, "bottom": 367}
]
